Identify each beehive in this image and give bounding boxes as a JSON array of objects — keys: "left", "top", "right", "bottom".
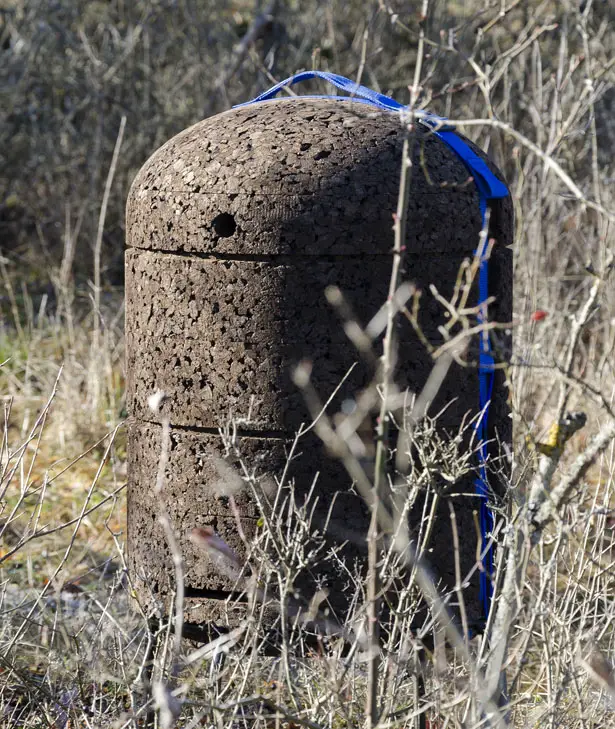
[{"left": 125, "top": 98, "right": 513, "bottom": 639}]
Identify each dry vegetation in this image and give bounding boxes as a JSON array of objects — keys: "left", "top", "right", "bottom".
[{"left": 1, "top": 0, "right": 614, "bottom": 727}]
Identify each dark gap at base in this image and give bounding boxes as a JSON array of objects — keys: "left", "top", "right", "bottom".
[
  {"left": 135, "top": 418, "right": 406, "bottom": 447},
  {"left": 136, "top": 418, "right": 296, "bottom": 440},
  {"left": 184, "top": 586, "right": 250, "bottom": 602},
  {"left": 127, "top": 247, "right": 453, "bottom": 264}
]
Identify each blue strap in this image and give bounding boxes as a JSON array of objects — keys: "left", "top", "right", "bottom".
[
  {"left": 234, "top": 70, "right": 452, "bottom": 129},
  {"left": 474, "top": 204, "right": 497, "bottom": 619},
  {"left": 234, "top": 70, "right": 405, "bottom": 111},
  {"left": 236, "top": 73, "right": 508, "bottom": 622}
]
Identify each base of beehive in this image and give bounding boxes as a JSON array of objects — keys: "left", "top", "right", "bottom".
[{"left": 126, "top": 419, "right": 495, "bottom": 643}]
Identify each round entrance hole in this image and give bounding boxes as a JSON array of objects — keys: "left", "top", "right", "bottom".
[{"left": 211, "top": 212, "right": 236, "bottom": 238}]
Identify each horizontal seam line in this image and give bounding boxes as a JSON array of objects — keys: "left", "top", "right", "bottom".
[
  {"left": 132, "top": 418, "right": 296, "bottom": 440},
  {"left": 126, "top": 248, "right": 466, "bottom": 262},
  {"left": 136, "top": 189, "right": 474, "bottom": 195},
  {"left": 184, "top": 588, "right": 250, "bottom": 602}
]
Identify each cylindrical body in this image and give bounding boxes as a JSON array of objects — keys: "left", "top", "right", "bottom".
[{"left": 125, "top": 98, "right": 513, "bottom": 636}]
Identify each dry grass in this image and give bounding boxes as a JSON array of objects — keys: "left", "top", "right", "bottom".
[
  {"left": 1, "top": 0, "right": 615, "bottom": 727},
  {"left": 0, "top": 266, "right": 125, "bottom": 535}
]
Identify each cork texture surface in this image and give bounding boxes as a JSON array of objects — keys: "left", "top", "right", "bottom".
[
  {"left": 127, "top": 422, "right": 490, "bottom": 633},
  {"left": 126, "top": 99, "right": 484, "bottom": 256},
  {"left": 125, "top": 96, "right": 513, "bottom": 636},
  {"left": 126, "top": 250, "right": 491, "bottom": 431}
]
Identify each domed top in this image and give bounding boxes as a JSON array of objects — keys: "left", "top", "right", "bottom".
[{"left": 126, "top": 98, "right": 502, "bottom": 257}]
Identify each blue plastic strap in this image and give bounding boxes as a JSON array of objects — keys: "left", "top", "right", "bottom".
[
  {"left": 475, "top": 206, "right": 496, "bottom": 618},
  {"left": 237, "top": 72, "right": 508, "bottom": 622},
  {"left": 430, "top": 131, "right": 509, "bottom": 200},
  {"left": 234, "top": 71, "right": 452, "bottom": 129},
  {"left": 234, "top": 70, "right": 405, "bottom": 111}
]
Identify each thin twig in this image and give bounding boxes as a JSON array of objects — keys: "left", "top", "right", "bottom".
[{"left": 90, "top": 114, "right": 126, "bottom": 415}]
